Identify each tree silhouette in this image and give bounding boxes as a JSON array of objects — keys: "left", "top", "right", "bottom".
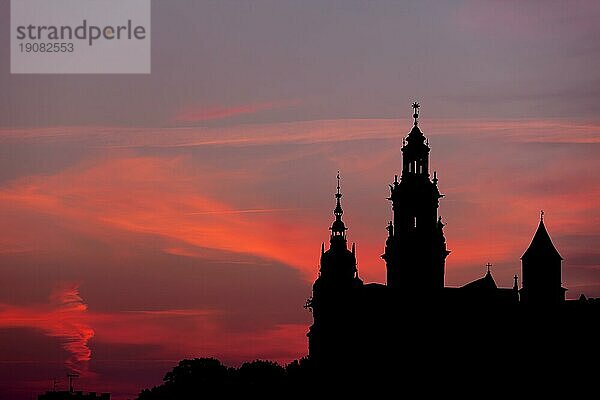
[{"left": 136, "top": 358, "right": 313, "bottom": 399}]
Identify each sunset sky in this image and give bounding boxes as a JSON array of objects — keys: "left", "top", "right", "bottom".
[{"left": 1, "top": 1, "right": 600, "bottom": 398}]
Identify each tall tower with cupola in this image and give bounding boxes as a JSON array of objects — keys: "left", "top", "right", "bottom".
[
  {"left": 383, "top": 103, "right": 449, "bottom": 294},
  {"left": 308, "top": 172, "right": 363, "bottom": 363}
]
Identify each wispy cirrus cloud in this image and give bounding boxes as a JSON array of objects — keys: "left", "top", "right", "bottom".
[
  {"left": 173, "top": 99, "right": 300, "bottom": 123},
  {"left": 2, "top": 118, "right": 599, "bottom": 149}
]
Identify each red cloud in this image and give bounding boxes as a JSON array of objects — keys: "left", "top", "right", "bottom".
[
  {"left": 0, "top": 284, "right": 94, "bottom": 375},
  {"left": 0, "top": 155, "right": 322, "bottom": 276}
]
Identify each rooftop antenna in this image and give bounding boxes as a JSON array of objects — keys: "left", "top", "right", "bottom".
[{"left": 67, "top": 373, "right": 79, "bottom": 393}]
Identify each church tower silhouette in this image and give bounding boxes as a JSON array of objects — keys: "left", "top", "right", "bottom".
[
  {"left": 383, "top": 103, "right": 450, "bottom": 293},
  {"left": 306, "top": 102, "right": 586, "bottom": 374},
  {"left": 520, "top": 211, "right": 566, "bottom": 305},
  {"left": 307, "top": 172, "right": 363, "bottom": 364}
]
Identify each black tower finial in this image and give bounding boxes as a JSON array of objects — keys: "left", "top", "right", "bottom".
[
  {"left": 412, "top": 101, "right": 420, "bottom": 126},
  {"left": 330, "top": 171, "right": 347, "bottom": 242},
  {"left": 540, "top": 209, "right": 544, "bottom": 222},
  {"left": 335, "top": 171, "right": 343, "bottom": 218}
]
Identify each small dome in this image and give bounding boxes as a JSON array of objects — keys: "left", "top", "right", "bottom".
[
  {"left": 331, "top": 219, "right": 347, "bottom": 233},
  {"left": 462, "top": 271, "right": 498, "bottom": 291},
  {"left": 320, "top": 246, "right": 357, "bottom": 278}
]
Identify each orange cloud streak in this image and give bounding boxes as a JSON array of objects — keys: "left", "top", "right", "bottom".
[
  {"left": 0, "top": 156, "right": 322, "bottom": 276},
  {"left": 0, "top": 284, "right": 94, "bottom": 375}
]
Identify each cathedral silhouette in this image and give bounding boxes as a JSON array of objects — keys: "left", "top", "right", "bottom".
[{"left": 306, "top": 103, "right": 598, "bottom": 384}]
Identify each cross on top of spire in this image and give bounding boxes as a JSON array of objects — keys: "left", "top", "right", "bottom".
[{"left": 412, "top": 101, "right": 420, "bottom": 126}]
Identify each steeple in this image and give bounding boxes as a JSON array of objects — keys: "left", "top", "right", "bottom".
[
  {"left": 520, "top": 212, "right": 566, "bottom": 305},
  {"left": 522, "top": 212, "right": 563, "bottom": 261},
  {"left": 330, "top": 171, "right": 347, "bottom": 243}
]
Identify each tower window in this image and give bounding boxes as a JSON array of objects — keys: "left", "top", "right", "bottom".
[{"left": 414, "top": 217, "right": 417, "bottom": 228}]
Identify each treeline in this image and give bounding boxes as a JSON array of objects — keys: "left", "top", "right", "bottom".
[{"left": 136, "top": 357, "right": 314, "bottom": 399}]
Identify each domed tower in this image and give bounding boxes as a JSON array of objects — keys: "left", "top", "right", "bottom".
[
  {"left": 520, "top": 211, "right": 566, "bottom": 305},
  {"left": 308, "top": 172, "right": 362, "bottom": 363},
  {"left": 383, "top": 102, "right": 449, "bottom": 294},
  {"left": 318, "top": 172, "right": 359, "bottom": 285}
]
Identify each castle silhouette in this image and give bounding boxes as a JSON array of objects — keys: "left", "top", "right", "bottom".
[
  {"left": 133, "top": 103, "right": 598, "bottom": 399},
  {"left": 306, "top": 103, "right": 598, "bottom": 384}
]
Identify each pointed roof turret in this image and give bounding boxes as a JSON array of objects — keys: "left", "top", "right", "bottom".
[{"left": 522, "top": 211, "right": 563, "bottom": 260}]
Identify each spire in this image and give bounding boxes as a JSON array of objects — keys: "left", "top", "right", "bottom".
[
  {"left": 486, "top": 262, "right": 492, "bottom": 276},
  {"left": 513, "top": 274, "right": 519, "bottom": 290},
  {"left": 412, "top": 101, "right": 420, "bottom": 126},
  {"left": 334, "top": 171, "right": 343, "bottom": 219},
  {"left": 522, "top": 212, "right": 563, "bottom": 260},
  {"left": 330, "top": 171, "right": 347, "bottom": 242}
]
